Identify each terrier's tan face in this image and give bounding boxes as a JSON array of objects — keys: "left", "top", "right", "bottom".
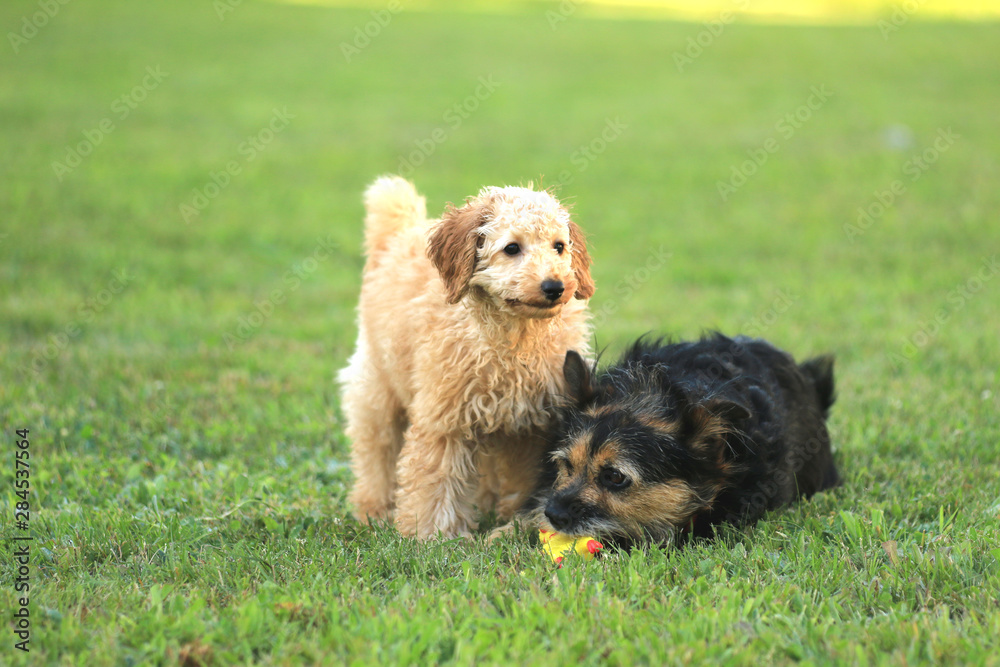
[
  {"left": 536, "top": 352, "right": 740, "bottom": 544},
  {"left": 543, "top": 427, "right": 707, "bottom": 542}
]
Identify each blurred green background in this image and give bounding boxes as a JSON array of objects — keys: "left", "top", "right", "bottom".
[{"left": 1, "top": 1, "right": 999, "bottom": 665}]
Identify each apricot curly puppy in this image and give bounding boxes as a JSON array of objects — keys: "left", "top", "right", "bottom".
[{"left": 339, "top": 176, "right": 595, "bottom": 539}]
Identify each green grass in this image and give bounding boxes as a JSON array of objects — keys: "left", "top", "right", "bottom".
[{"left": 2, "top": 1, "right": 999, "bottom": 664}]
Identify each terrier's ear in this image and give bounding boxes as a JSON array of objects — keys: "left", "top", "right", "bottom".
[
  {"left": 564, "top": 350, "right": 597, "bottom": 405},
  {"left": 427, "top": 199, "right": 488, "bottom": 304},
  {"left": 568, "top": 221, "right": 595, "bottom": 300},
  {"left": 684, "top": 395, "right": 752, "bottom": 460},
  {"left": 701, "top": 395, "right": 752, "bottom": 423}
]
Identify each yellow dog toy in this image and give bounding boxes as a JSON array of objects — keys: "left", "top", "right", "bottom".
[{"left": 539, "top": 529, "right": 603, "bottom": 566}]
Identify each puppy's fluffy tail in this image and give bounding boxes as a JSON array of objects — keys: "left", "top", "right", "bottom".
[
  {"left": 799, "top": 355, "right": 836, "bottom": 418},
  {"left": 362, "top": 175, "right": 426, "bottom": 259}
]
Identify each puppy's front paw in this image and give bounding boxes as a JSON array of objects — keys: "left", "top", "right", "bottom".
[
  {"left": 350, "top": 496, "right": 395, "bottom": 525},
  {"left": 395, "top": 508, "right": 476, "bottom": 540}
]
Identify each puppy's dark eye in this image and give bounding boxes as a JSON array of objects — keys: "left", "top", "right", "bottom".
[
  {"left": 554, "top": 242, "right": 565, "bottom": 255},
  {"left": 599, "top": 468, "right": 630, "bottom": 490},
  {"left": 504, "top": 243, "right": 521, "bottom": 256}
]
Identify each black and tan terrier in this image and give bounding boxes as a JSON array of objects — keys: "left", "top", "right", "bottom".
[{"left": 521, "top": 334, "right": 840, "bottom": 546}]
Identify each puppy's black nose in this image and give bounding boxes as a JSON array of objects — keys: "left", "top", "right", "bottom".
[
  {"left": 541, "top": 280, "right": 565, "bottom": 302},
  {"left": 545, "top": 500, "right": 575, "bottom": 531}
]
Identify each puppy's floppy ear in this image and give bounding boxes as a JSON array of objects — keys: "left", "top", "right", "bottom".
[
  {"left": 568, "top": 221, "right": 595, "bottom": 300},
  {"left": 427, "top": 199, "right": 488, "bottom": 304},
  {"left": 564, "top": 350, "right": 597, "bottom": 405}
]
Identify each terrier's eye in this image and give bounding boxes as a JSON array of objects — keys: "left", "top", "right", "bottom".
[
  {"left": 599, "top": 468, "right": 631, "bottom": 490},
  {"left": 504, "top": 243, "right": 521, "bottom": 256},
  {"left": 554, "top": 242, "right": 565, "bottom": 255}
]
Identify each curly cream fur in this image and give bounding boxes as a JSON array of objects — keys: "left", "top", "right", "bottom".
[{"left": 340, "top": 176, "right": 594, "bottom": 539}]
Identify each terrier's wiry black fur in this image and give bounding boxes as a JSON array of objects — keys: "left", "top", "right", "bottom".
[{"left": 521, "top": 334, "right": 840, "bottom": 547}]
